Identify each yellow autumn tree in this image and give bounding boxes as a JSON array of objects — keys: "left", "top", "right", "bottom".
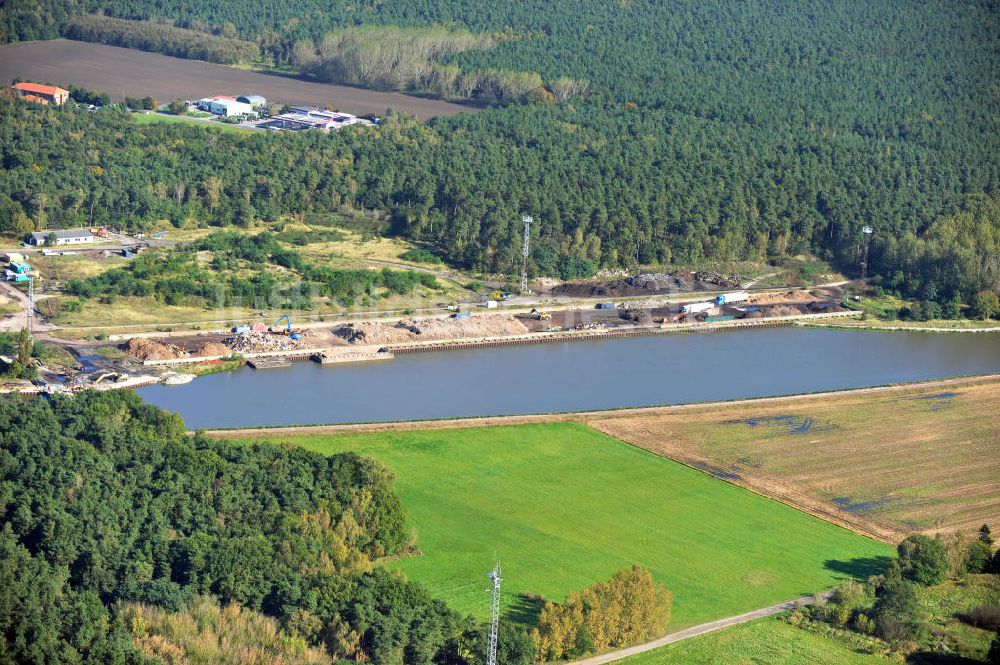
[{"left": 532, "top": 565, "right": 671, "bottom": 660}]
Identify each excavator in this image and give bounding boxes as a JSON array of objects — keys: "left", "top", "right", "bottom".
[{"left": 270, "top": 313, "right": 302, "bottom": 340}]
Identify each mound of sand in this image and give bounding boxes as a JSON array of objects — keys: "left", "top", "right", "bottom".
[
  {"left": 335, "top": 314, "right": 529, "bottom": 345},
  {"left": 196, "top": 342, "right": 232, "bottom": 357},
  {"left": 124, "top": 337, "right": 188, "bottom": 361}
]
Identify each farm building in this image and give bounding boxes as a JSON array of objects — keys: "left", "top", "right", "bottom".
[
  {"left": 28, "top": 229, "right": 95, "bottom": 246},
  {"left": 236, "top": 94, "right": 267, "bottom": 107},
  {"left": 11, "top": 82, "right": 69, "bottom": 105},
  {"left": 196, "top": 95, "right": 255, "bottom": 117}
]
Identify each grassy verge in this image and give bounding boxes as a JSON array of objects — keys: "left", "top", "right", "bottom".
[
  {"left": 242, "top": 422, "right": 892, "bottom": 629},
  {"left": 132, "top": 112, "right": 254, "bottom": 133},
  {"left": 620, "top": 618, "right": 888, "bottom": 665}
]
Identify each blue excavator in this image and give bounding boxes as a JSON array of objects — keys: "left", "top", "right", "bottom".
[{"left": 270, "top": 313, "right": 302, "bottom": 340}]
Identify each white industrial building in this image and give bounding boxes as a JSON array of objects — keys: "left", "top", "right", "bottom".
[
  {"left": 28, "top": 229, "right": 95, "bottom": 246},
  {"left": 257, "top": 106, "right": 372, "bottom": 132},
  {"left": 196, "top": 95, "right": 255, "bottom": 117}
]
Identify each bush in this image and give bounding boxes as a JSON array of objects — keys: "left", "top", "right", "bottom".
[
  {"left": 400, "top": 248, "right": 442, "bottom": 264},
  {"left": 967, "top": 541, "right": 993, "bottom": 574},
  {"left": 898, "top": 535, "right": 949, "bottom": 586},
  {"left": 872, "top": 579, "right": 921, "bottom": 643},
  {"left": 853, "top": 612, "right": 876, "bottom": 635},
  {"left": 965, "top": 604, "right": 1000, "bottom": 632}
]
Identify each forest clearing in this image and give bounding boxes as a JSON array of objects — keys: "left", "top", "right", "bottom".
[{"left": 0, "top": 39, "right": 474, "bottom": 118}]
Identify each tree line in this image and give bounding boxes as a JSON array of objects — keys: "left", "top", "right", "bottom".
[
  {"left": 0, "top": 390, "right": 538, "bottom": 665},
  {"left": 788, "top": 528, "right": 1000, "bottom": 657},
  {"left": 63, "top": 14, "right": 260, "bottom": 65},
  {"left": 533, "top": 566, "right": 672, "bottom": 661}
]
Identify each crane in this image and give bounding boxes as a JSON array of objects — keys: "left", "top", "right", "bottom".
[{"left": 271, "top": 313, "right": 301, "bottom": 340}]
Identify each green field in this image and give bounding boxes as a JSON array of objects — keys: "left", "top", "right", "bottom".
[
  {"left": 620, "top": 619, "right": 888, "bottom": 665},
  {"left": 255, "top": 423, "right": 893, "bottom": 629},
  {"left": 132, "top": 112, "right": 252, "bottom": 133}
]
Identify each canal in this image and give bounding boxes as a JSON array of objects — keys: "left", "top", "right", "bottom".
[{"left": 137, "top": 327, "right": 1000, "bottom": 429}]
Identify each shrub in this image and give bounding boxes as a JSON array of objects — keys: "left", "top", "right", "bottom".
[
  {"left": 965, "top": 604, "right": 1000, "bottom": 632},
  {"left": 853, "top": 613, "right": 876, "bottom": 635},
  {"left": 898, "top": 534, "right": 949, "bottom": 586}
]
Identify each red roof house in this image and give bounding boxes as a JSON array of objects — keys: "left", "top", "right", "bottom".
[{"left": 11, "top": 82, "right": 70, "bottom": 106}]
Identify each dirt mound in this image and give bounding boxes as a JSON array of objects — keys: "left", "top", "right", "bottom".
[
  {"left": 196, "top": 342, "right": 231, "bottom": 357},
  {"left": 551, "top": 270, "right": 739, "bottom": 298},
  {"left": 124, "top": 338, "right": 186, "bottom": 361},
  {"left": 748, "top": 290, "right": 818, "bottom": 305},
  {"left": 336, "top": 314, "right": 529, "bottom": 345}
]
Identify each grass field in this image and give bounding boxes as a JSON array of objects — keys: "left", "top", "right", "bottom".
[
  {"left": 619, "top": 619, "right": 889, "bottom": 665},
  {"left": 250, "top": 423, "right": 892, "bottom": 629},
  {"left": 591, "top": 377, "right": 1000, "bottom": 540},
  {"left": 132, "top": 112, "right": 253, "bottom": 133}
]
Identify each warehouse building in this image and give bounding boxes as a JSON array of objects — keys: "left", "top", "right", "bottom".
[
  {"left": 28, "top": 229, "right": 95, "bottom": 246},
  {"left": 236, "top": 94, "right": 267, "bottom": 108},
  {"left": 196, "top": 95, "right": 255, "bottom": 117}
]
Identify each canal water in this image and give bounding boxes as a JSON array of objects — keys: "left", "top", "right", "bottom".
[{"left": 136, "top": 327, "right": 1000, "bottom": 429}]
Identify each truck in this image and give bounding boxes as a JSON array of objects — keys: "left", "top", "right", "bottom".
[
  {"left": 715, "top": 291, "right": 749, "bottom": 305},
  {"left": 232, "top": 324, "right": 251, "bottom": 334},
  {"left": 596, "top": 302, "right": 616, "bottom": 310},
  {"left": 452, "top": 312, "right": 472, "bottom": 319},
  {"left": 681, "top": 301, "right": 714, "bottom": 315}
]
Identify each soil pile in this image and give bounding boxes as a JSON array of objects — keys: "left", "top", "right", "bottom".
[
  {"left": 335, "top": 314, "right": 529, "bottom": 345},
  {"left": 196, "top": 342, "right": 232, "bottom": 357},
  {"left": 748, "top": 290, "right": 818, "bottom": 305},
  {"left": 124, "top": 338, "right": 186, "bottom": 361},
  {"left": 551, "top": 270, "right": 739, "bottom": 297}
]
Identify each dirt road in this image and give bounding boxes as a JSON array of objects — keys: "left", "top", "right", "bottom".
[
  {"left": 0, "top": 40, "right": 475, "bottom": 119},
  {"left": 570, "top": 592, "right": 832, "bottom": 665}
]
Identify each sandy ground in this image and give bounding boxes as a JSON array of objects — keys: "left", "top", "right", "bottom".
[{"left": 0, "top": 40, "right": 476, "bottom": 118}]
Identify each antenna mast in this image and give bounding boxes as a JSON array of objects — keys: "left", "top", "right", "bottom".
[
  {"left": 487, "top": 563, "right": 502, "bottom": 665},
  {"left": 860, "top": 226, "right": 873, "bottom": 295},
  {"left": 520, "top": 215, "right": 532, "bottom": 294}
]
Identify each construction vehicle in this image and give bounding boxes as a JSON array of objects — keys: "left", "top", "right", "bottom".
[
  {"left": 530, "top": 308, "right": 551, "bottom": 321},
  {"left": 232, "top": 324, "right": 251, "bottom": 334},
  {"left": 270, "top": 313, "right": 302, "bottom": 340}
]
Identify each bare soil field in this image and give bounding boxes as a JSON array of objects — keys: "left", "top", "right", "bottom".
[
  {"left": 590, "top": 376, "right": 1000, "bottom": 541},
  {"left": 0, "top": 40, "right": 474, "bottom": 118}
]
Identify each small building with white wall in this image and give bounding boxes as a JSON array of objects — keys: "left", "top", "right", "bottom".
[{"left": 28, "top": 229, "right": 96, "bottom": 246}]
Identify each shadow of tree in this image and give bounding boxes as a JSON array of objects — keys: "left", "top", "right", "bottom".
[
  {"left": 504, "top": 593, "right": 546, "bottom": 627},
  {"left": 824, "top": 556, "right": 894, "bottom": 579},
  {"left": 906, "top": 652, "right": 983, "bottom": 665}
]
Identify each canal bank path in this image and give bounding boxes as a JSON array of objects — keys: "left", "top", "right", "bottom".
[{"left": 569, "top": 591, "right": 833, "bottom": 665}]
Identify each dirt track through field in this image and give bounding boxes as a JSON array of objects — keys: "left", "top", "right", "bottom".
[
  {"left": 0, "top": 40, "right": 475, "bottom": 118},
  {"left": 569, "top": 592, "right": 832, "bottom": 665}
]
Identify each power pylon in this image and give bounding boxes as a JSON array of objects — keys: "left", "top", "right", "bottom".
[
  {"left": 520, "top": 216, "right": 532, "bottom": 294},
  {"left": 487, "top": 563, "right": 502, "bottom": 665}
]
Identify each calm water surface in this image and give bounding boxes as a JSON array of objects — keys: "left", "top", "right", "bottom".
[{"left": 136, "top": 327, "right": 1000, "bottom": 429}]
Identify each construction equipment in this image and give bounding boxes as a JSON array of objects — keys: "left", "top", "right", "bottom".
[
  {"left": 530, "top": 308, "right": 551, "bottom": 320},
  {"left": 270, "top": 313, "right": 302, "bottom": 340}
]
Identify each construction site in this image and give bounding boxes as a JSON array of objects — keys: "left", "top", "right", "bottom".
[{"left": 106, "top": 286, "right": 855, "bottom": 381}]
